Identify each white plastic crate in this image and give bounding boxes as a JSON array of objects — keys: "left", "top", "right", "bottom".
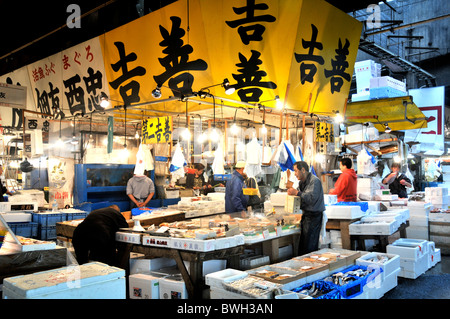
[
  {"left": 431, "top": 248, "right": 441, "bottom": 267},
  {"left": 387, "top": 239, "right": 428, "bottom": 261},
  {"left": 2, "top": 262, "right": 125, "bottom": 299},
  {"left": 398, "top": 254, "right": 429, "bottom": 279},
  {"left": 0, "top": 212, "right": 32, "bottom": 223},
  {"left": 356, "top": 252, "right": 400, "bottom": 281}
]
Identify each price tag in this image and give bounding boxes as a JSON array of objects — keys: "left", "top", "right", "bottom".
[
  {"left": 275, "top": 226, "right": 282, "bottom": 236},
  {"left": 262, "top": 229, "right": 270, "bottom": 239}
]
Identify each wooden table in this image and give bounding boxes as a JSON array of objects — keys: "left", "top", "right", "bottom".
[
  {"left": 117, "top": 243, "right": 244, "bottom": 299},
  {"left": 326, "top": 217, "right": 362, "bottom": 250},
  {"left": 350, "top": 221, "right": 410, "bottom": 252}
]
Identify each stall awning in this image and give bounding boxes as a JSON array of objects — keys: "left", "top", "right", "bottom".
[{"left": 345, "top": 96, "right": 428, "bottom": 132}]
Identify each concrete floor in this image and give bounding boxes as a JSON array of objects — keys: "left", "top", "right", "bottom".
[{"left": 382, "top": 254, "right": 450, "bottom": 299}]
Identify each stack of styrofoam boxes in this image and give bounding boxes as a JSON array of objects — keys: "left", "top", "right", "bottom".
[
  {"left": 357, "top": 177, "right": 379, "bottom": 201},
  {"left": 425, "top": 187, "right": 449, "bottom": 210},
  {"left": 429, "top": 211, "right": 450, "bottom": 255},
  {"left": 270, "top": 192, "right": 287, "bottom": 214},
  {"left": 356, "top": 252, "right": 401, "bottom": 299},
  {"left": 342, "top": 124, "right": 379, "bottom": 154},
  {"left": 329, "top": 230, "right": 342, "bottom": 249},
  {"left": 206, "top": 269, "right": 254, "bottom": 299},
  {"left": 2, "top": 262, "right": 126, "bottom": 299},
  {"left": 325, "top": 204, "right": 365, "bottom": 219},
  {"left": 386, "top": 238, "right": 429, "bottom": 279},
  {"left": 369, "top": 76, "right": 407, "bottom": 99},
  {"left": 406, "top": 201, "right": 432, "bottom": 240},
  {"left": 352, "top": 60, "right": 380, "bottom": 102}
]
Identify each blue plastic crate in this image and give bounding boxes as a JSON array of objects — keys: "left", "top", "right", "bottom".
[
  {"left": 65, "top": 212, "right": 89, "bottom": 221},
  {"left": 32, "top": 212, "right": 65, "bottom": 227},
  {"left": 327, "top": 264, "right": 383, "bottom": 299},
  {"left": 333, "top": 201, "right": 369, "bottom": 212},
  {"left": 291, "top": 280, "right": 340, "bottom": 299},
  {"left": 38, "top": 226, "right": 57, "bottom": 240},
  {"left": 7, "top": 222, "right": 39, "bottom": 238}
]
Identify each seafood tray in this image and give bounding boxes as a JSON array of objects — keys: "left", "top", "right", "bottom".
[
  {"left": 272, "top": 259, "right": 329, "bottom": 282},
  {"left": 313, "top": 248, "right": 361, "bottom": 266},
  {"left": 246, "top": 265, "right": 306, "bottom": 288},
  {"left": 295, "top": 253, "right": 346, "bottom": 272},
  {"left": 223, "top": 275, "right": 283, "bottom": 299},
  {"left": 356, "top": 252, "right": 400, "bottom": 280},
  {"left": 291, "top": 280, "right": 340, "bottom": 299},
  {"left": 205, "top": 269, "right": 248, "bottom": 289},
  {"left": 323, "top": 265, "right": 382, "bottom": 299}
]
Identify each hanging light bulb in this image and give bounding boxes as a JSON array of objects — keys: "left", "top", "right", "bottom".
[
  {"left": 135, "top": 131, "right": 139, "bottom": 139},
  {"left": 198, "top": 132, "right": 207, "bottom": 143},
  {"left": 210, "top": 127, "right": 220, "bottom": 142},
  {"left": 275, "top": 95, "right": 283, "bottom": 110},
  {"left": 334, "top": 111, "right": 344, "bottom": 124},
  {"left": 100, "top": 92, "right": 110, "bottom": 108},
  {"left": 261, "top": 123, "right": 267, "bottom": 135},
  {"left": 231, "top": 122, "right": 239, "bottom": 135},
  {"left": 384, "top": 123, "right": 392, "bottom": 133},
  {"left": 56, "top": 138, "right": 64, "bottom": 148},
  {"left": 183, "top": 127, "right": 191, "bottom": 141}
]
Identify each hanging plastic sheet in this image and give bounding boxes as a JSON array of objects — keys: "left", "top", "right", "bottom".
[
  {"left": 245, "top": 137, "right": 262, "bottom": 177},
  {"left": 276, "top": 141, "right": 297, "bottom": 172},
  {"left": 212, "top": 138, "right": 225, "bottom": 175},
  {"left": 134, "top": 143, "right": 146, "bottom": 175},
  {"left": 169, "top": 143, "right": 187, "bottom": 183}
]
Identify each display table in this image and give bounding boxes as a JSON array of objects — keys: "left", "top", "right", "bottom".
[
  {"left": 56, "top": 210, "right": 186, "bottom": 239},
  {"left": 350, "top": 221, "right": 409, "bottom": 252},
  {"left": 117, "top": 243, "right": 244, "bottom": 299},
  {"left": 326, "top": 217, "right": 362, "bottom": 250}
]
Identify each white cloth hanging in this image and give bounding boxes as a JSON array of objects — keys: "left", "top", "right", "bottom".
[
  {"left": 245, "top": 137, "right": 262, "bottom": 177},
  {"left": 141, "top": 144, "right": 154, "bottom": 171},
  {"left": 133, "top": 143, "right": 146, "bottom": 176},
  {"left": 212, "top": 138, "right": 225, "bottom": 175}
]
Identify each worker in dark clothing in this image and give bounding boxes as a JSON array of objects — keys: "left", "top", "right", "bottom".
[
  {"left": 0, "top": 164, "right": 13, "bottom": 201},
  {"left": 287, "top": 161, "right": 325, "bottom": 255},
  {"left": 382, "top": 162, "right": 412, "bottom": 198},
  {"left": 72, "top": 205, "right": 128, "bottom": 266}
]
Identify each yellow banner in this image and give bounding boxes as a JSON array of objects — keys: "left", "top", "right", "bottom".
[
  {"left": 315, "top": 121, "right": 334, "bottom": 142},
  {"left": 142, "top": 116, "right": 173, "bottom": 144}
]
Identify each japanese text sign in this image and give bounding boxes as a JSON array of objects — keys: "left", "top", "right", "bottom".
[{"left": 142, "top": 116, "right": 173, "bottom": 144}]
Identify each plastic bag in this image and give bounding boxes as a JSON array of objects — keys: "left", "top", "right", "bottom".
[{"left": 405, "top": 168, "right": 415, "bottom": 193}]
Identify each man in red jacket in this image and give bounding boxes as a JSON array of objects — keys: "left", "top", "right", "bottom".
[{"left": 329, "top": 157, "right": 357, "bottom": 202}]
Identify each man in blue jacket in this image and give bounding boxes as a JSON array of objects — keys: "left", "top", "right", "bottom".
[{"left": 225, "top": 161, "right": 249, "bottom": 217}]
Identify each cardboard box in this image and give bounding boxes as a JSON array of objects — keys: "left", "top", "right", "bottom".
[{"left": 285, "top": 195, "right": 301, "bottom": 213}]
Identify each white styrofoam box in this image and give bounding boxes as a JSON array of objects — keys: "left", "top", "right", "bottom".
[
  {"left": 398, "top": 254, "right": 428, "bottom": 279},
  {"left": 270, "top": 192, "right": 287, "bottom": 206},
  {"left": 378, "top": 194, "right": 399, "bottom": 201},
  {"left": 429, "top": 212, "right": 450, "bottom": 223},
  {"left": 325, "top": 205, "right": 364, "bottom": 219},
  {"left": 351, "top": 91, "right": 371, "bottom": 102},
  {"left": 285, "top": 195, "right": 301, "bottom": 213},
  {"left": 367, "top": 267, "right": 401, "bottom": 299},
  {"left": 347, "top": 124, "right": 363, "bottom": 133},
  {"left": 183, "top": 260, "right": 227, "bottom": 278},
  {"left": 427, "top": 195, "right": 449, "bottom": 205},
  {"left": 356, "top": 252, "right": 400, "bottom": 281},
  {"left": 129, "top": 272, "right": 167, "bottom": 299},
  {"left": 387, "top": 238, "right": 428, "bottom": 260},
  {"left": 159, "top": 275, "right": 188, "bottom": 299},
  {"left": 209, "top": 287, "right": 253, "bottom": 299},
  {"left": 361, "top": 215, "right": 402, "bottom": 229},
  {"left": 2, "top": 262, "right": 125, "bottom": 299},
  {"left": 0, "top": 212, "right": 32, "bottom": 222},
  {"left": 376, "top": 189, "right": 391, "bottom": 196},
  {"left": 324, "top": 194, "right": 338, "bottom": 206},
  {"left": 431, "top": 248, "right": 441, "bottom": 267},
  {"left": 355, "top": 60, "right": 377, "bottom": 92},
  {"left": 357, "top": 187, "right": 375, "bottom": 196},
  {"left": 205, "top": 269, "right": 248, "bottom": 289},
  {"left": 142, "top": 235, "right": 172, "bottom": 248},
  {"left": 171, "top": 237, "right": 215, "bottom": 252},
  {"left": 369, "top": 76, "right": 406, "bottom": 92},
  {"left": 129, "top": 258, "right": 177, "bottom": 275},
  {"left": 357, "top": 177, "right": 378, "bottom": 188},
  {"left": 115, "top": 231, "right": 141, "bottom": 244},
  {"left": 349, "top": 220, "right": 398, "bottom": 235},
  {"left": 165, "top": 189, "right": 180, "bottom": 199},
  {"left": 425, "top": 187, "right": 448, "bottom": 197},
  {"left": 366, "top": 201, "right": 380, "bottom": 213},
  {"left": 386, "top": 208, "right": 410, "bottom": 221}
]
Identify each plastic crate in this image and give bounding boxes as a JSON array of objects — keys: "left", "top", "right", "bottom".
[
  {"left": 38, "top": 226, "right": 57, "bottom": 240},
  {"left": 7, "top": 222, "right": 39, "bottom": 238},
  {"left": 65, "top": 212, "right": 89, "bottom": 221},
  {"left": 291, "top": 280, "right": 340, "bottom": 299},
  {"left": 32, "top": 212, "right": 64, "bottom": 227},
  {"left": 327, "top": 265, "right": 383, "bottom": 299}
]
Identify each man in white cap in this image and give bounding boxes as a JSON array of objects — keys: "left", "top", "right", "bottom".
[{"left": 225, "top": 161, "right": 249, "bottom": 217}]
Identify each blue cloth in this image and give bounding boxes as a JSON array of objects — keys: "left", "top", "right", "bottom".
[
  {"left": 279, "top": 143, "right": 297, "bottom": 172},
  {"left": 225, "top": 170, "right": 249, "bottom": 213}
]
